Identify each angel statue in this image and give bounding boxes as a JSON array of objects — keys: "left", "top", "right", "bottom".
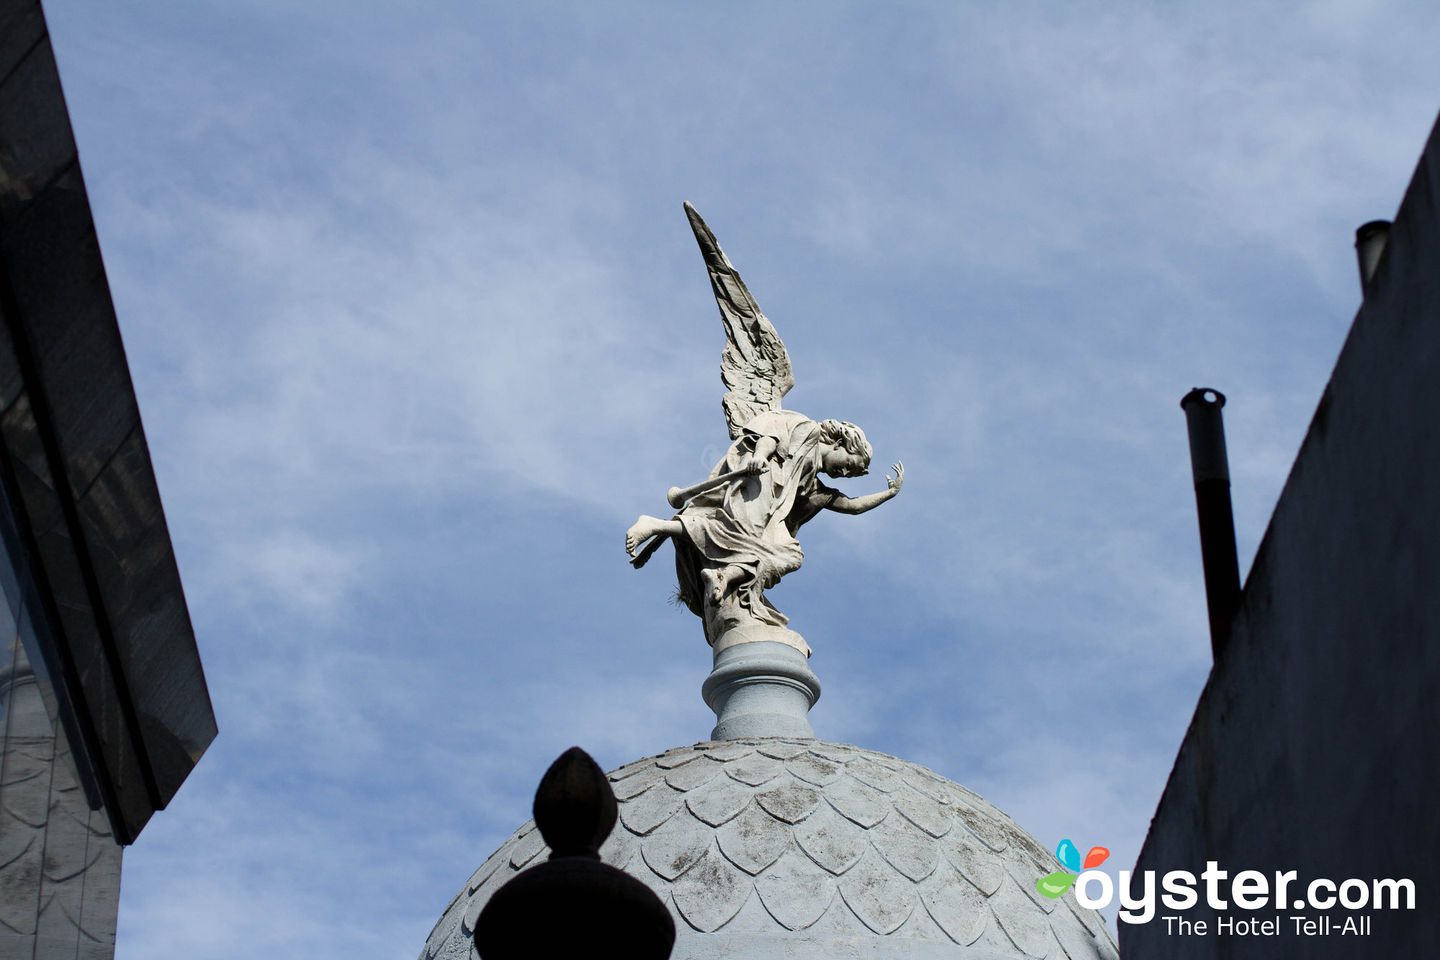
[{"left": 625, "top": 203, "right": 903, "bottom": 652}]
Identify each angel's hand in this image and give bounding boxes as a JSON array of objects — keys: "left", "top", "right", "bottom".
[
  {"left": 887, "top": 462, "right": 904, "bottom": 495},
  {"left": 740, "top": 457, "right": 766, "bottom": 477}
]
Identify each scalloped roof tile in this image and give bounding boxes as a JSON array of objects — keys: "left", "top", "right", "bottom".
[{"left": 421, "top": 739, "right": 1120, "bottom": 960}]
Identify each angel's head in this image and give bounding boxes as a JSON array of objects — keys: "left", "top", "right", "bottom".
[{"left": 818, "top": 419, "right": 873, "bottom": 478}]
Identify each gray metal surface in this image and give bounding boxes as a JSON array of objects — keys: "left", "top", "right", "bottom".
[{"left": 425, "top": 740, "right": 1118, "bottom": 959}]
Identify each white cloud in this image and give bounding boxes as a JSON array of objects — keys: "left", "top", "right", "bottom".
[{"left": 238, "top": 529, "right": 371, "bottom": 617}]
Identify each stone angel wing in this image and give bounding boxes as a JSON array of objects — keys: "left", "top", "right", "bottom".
[{"left": 685, "top": 202, "right": 795, "bottom": 439}]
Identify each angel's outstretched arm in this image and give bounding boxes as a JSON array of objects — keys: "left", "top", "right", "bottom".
[{"left": 826, "top": 462, "right": 904, "bottom": 516}]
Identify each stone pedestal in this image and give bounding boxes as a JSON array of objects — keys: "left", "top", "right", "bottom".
[{"left": 701, "top": 628, "right": 821, "bottom": 740}]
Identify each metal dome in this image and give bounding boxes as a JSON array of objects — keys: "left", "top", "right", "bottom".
[{"left": 422, "top": 738, "right": 1119, "bottom": 960}]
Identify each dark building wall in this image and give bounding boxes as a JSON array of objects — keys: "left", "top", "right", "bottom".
[
  {"left": 1122, "top": 113, "right": 1440, "bottom": 957},
  {"left": 0, "top": 2, "right": 217, "bottom": 957},
  {"left": 0, "top": 0, "right": 216, "bottom": 846}
]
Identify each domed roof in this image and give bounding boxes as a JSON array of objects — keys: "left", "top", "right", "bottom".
[{"left": 422, "top": 738, "right": 1118, "bottom": 960}]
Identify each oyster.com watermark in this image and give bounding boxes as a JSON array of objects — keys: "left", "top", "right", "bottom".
[{"left": 1037, "top": 839, "right": 1414, "bottom": 939}]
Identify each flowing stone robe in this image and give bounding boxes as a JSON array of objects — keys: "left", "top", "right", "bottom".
[{"left": 673, "top": 409, "right": 831, "bottom": 642}]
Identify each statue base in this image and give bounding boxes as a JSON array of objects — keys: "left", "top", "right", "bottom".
[
  {"left": 710, "top": 622, "right": 810, "bottom": 657},
  {"left": 701, "top": 629, "right": 821, "bottom": 740}
]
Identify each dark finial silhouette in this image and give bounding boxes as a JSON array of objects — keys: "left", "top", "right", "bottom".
[
  {"left": 533, "top": 746, "right": 618, "bottom": 858},
  {"left": 474, "top": 747, "right": 676, "bottom": 960}
]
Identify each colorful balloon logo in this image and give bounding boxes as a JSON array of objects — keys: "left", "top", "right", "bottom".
[{"left": 1036, "top": 839, "right": 1109, "bottom": 898}]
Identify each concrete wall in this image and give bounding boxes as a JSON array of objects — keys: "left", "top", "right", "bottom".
[{"left": 1122, "top": 113, "right": 1440, "bottom": 958}]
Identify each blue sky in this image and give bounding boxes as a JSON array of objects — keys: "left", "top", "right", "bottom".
[{"left": 38, "top": 1, "right": 1440, "bottom": 956}]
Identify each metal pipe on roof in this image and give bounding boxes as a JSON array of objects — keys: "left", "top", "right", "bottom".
[
  {"left": 1355, "top": 220, "right": 1391, "bottom": 294},
  {"left": 1181, "top": 387, "right": 1241, "bottom": 659}
]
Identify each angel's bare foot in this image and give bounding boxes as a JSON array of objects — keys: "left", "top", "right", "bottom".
[
  {"left": 701, "top": 568, "right": 724, "bottom": 604},
  {"left": 626, "top": 516, "right": 682, "bottom": 557},
  {"left": 705, "top": 564, "right": 744, "bottom": 604},
  {"left": 626, "top": 516, "right": 661, "bottom": 557}
]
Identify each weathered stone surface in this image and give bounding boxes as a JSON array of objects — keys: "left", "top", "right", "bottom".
[
  {"left": 870, "top": 812, "right": 939, "bottom": 882},
  {"left": 611, "top": 755, "right": 659, "bottom": 779},
  {"left": 944, "top": 827, "right": 1006, "bottom": 896},
  {"left": 754, "top": 779, "right": 820, "bottom": 824},
  {"left": 655, "top": 750, "right": 702, "bottom": 770},
  {"left": 460, "top": 893, "right": 484, "bottom": 936},
  {"left": 464, "top": 850, "right": 506, "bottom": 895},
  {"left": 664, "top": 756, "right": 723, "bottom": 792},
  {"left": 685, "top": 777, "right": 751, "bottom": 828},
  {"left": 823, "top": 774, "right": 890, "bottom": 828},
  {"left": 793, "top": 801, "right": 869, "bottom": 876},
  {"left": 671, "top": 851, "right": 751, "bottom": 932},
  {"left": 806, "top": 742, "right": 854, "bottom": 764},
  {"left": 1054, "top": 898, "right": 1110, "bottom": 960},
  {"left": 1008, "top": 861, "right": 1060, "bottom": 915},
  {"left": 723, "top": 751, "right": 784, "bottom": 787},
  {"left": 990, "top": 877, "right": 1055, "bottom": 957},
  {"left": 696, "top": 740, "right": 753, "bottom": 763},
  {"left": 424, "top": 739, "right": 1118, "bottom": 959},
  {"left": 754, "top": 850, "right": 836, "bottom": 931},
  {"left": 848, "top": 757, "right": 904, "bottom": 794},
  {"left": 598, "top": 825, "right": 636, "bottom": 871},
  {"left": 642, "top": 823, "right": 711, "bottom": 882},
  {"left": 715, "top": 803, "right": 790, "bottom": 875},
  {"left": 619, "top": 784, "right": 684, "bottom": 836},
  {"left": 505, "top": 827, "right": 545, "bottom": 870},
  {"left": 954, "top": 798, "right": 1010, "bottom": 852},
  {"left": 839, "top": 853, "right": 916, "bottom": 934},
  {"left": 919, "top": 864, "right": 988, "bottom": 946},
  {"left": 786, "top": 751, "right": 843, "bottom": 787},
  {"left": 904, "top": 767, "right": 965, "bottom": 805},
  {"left": 892, "top": 785, "right": 952, "bottom": 839},
  {"left": 613, "top": 770, "right": 662, "bottom": 800},
  {"left": 755, "top": 740, "right": 809, "bottom": 761}
]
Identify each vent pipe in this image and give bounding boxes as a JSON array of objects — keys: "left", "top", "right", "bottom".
[
  {"left": 1181, "top": 388, "right": 1241, "bottom": 659},
  {"left": 1355, "top": 220, "right": 1391, "bottom": 294}
]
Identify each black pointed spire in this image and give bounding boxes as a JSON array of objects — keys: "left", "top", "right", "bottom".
[
  {"left": 473, "top": 748, "right": 675, "bottom": 959},
  {"left": 532, "top": 746, "right": 617, "bottom": 858}
]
